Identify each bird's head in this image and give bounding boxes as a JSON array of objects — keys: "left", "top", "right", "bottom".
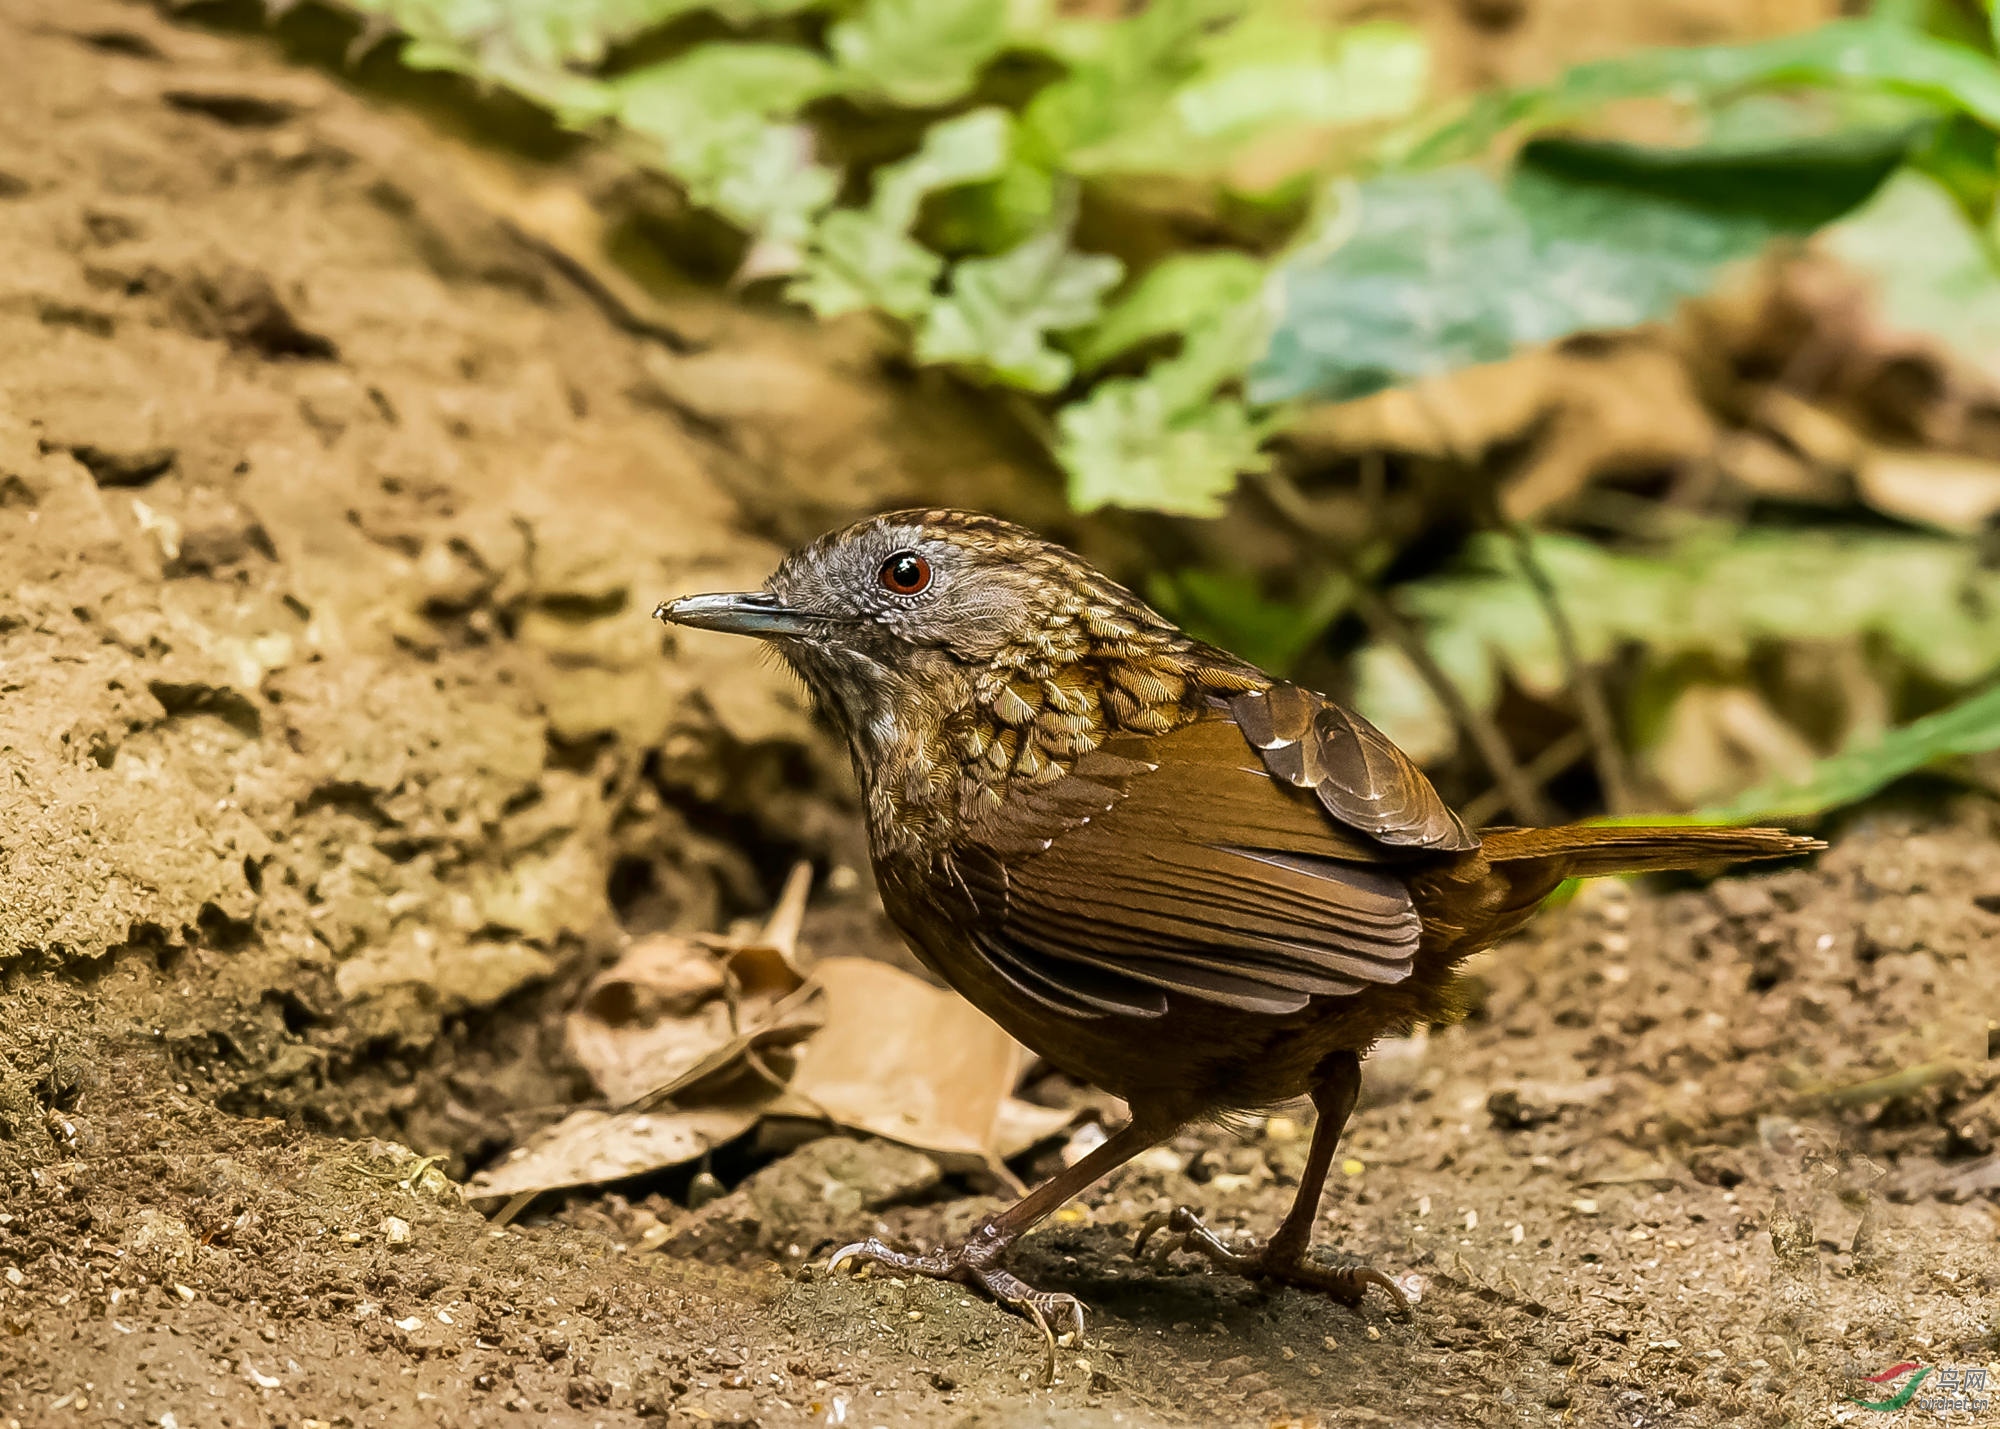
[{"left": 656, "top": 509, "right": 1177, "bottom": 759}]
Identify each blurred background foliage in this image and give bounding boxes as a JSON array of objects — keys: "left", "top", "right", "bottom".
[{"left": 210, "top": 0, "right": 2000, "bottom": 827}]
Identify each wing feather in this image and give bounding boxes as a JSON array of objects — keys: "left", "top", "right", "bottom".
[
  {"left": 957, "top": 707, "right": 1444, "bottom": 1018},
  {"left": 1231, "top": 684, "right": 1478, "bottom": 851}
]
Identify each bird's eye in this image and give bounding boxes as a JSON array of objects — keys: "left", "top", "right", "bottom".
[{"left": 878, "top": 551, "right": 931, "bottom": 596}]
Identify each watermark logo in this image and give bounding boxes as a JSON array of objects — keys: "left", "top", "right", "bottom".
[{"left": 1850, "top": 1361, "right": 1991, "bottom": 1415}]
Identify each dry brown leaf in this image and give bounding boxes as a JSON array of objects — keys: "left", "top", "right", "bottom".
[
  {"left": 992, "top": 1096, "right": 1080, "bottom": 1160},
  {"left": 1856, "top": 448, "right": 2000, "bottom": 533},
  {"left": 1287, "top": 351, "right": 1554, "bottom": 460},
  {"left": 766, "top": 956, "right": 1032, "bottom": 1176},
  {"left": 1642, "top": 684, "right": 1821, "bottom": 809},
  {"left": 1713, "top": 429, "right": 1840, "bottom": 504},
  {"left": 482, "top": 869, "right": 1073, "bottom": 1205},
  {"left": 464, "top": 1105, "right": 760, "bottom": 1201},
  {"left": 1286, "top": 344, "right": 1718, "bottom": 524},
  {"left": 569, "top": 864, "right": 822, "bottom": 1106}
]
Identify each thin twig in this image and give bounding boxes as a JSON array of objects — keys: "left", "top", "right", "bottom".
[
  {"left": 1408, "top": 378, "right": 1634, "bottom": 814},
  {"left": 1258, "top": 472, "right": 1555, "bottom": 825},
  {"left": 1496, "top": 522, "right": 1635, "bottom": 814},
  {"left": 490, "top": 1191, "right": 537, "bottom": 1227},
  {"left": 1460, "top": 726, "right": 1592, "bottom": 829}
]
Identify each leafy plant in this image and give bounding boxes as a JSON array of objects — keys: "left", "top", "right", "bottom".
[
  {"left": 1352, "top": 528, "right": 2000, "bottom": 767},
  {"left": 318, "top": 0, "right": 1432, "bottom": 514},
  {"left": 326, "top": 0, "right": 2000, "bottom": 513},
  {"left": 1705, "top": 680, "right": 2000, "bottom": 821},
  {"left": 309, "top": 0, "right": 2000, "bottom": 821}
]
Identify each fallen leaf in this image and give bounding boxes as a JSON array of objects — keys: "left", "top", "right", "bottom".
[
  {"left": 1644, "top": 683, "right": 1821, "bottom": 809},
  {"left": 993, "top": 1096, "right": 1079, "bottom": 1160},
  {"left": 463, "top": 1106, "right": 761, "bottom": 1202},
  {"left": 768, "top": 956, "right": 1032, "bottom": 1176},
  {"left": 570, "top": 863, "right": 822, "bottom": 1105},
  {"left": 1856, "top": 448, "right": 2000, "bottom": 534}
]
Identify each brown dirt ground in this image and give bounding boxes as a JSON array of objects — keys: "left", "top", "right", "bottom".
[{"left": 1, "top": 2, "right": 1995, "bottom": 1427}]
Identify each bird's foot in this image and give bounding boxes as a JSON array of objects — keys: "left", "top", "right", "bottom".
[
  {"left": 826, "top": 1228, "right": 1087, "bottom": 1372},
  {"left": 1133, "top": 1205, "right": 1409, "bottom": 1313}
]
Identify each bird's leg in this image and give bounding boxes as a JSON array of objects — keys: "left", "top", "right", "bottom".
[
  {"left": 828, "top": 1115, "right": 1167, "bottom": 1345},
  {"left": 1133, "top": 1050, "right": 1407, "bottom": 1311}
]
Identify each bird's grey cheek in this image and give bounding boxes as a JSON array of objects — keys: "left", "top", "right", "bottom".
[{"left": 930, "top": 585, "right": 1033, "bottom": 657}]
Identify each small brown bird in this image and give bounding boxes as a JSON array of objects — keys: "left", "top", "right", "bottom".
[{"left": 658, "top": 509, "right": 1819, "bottom": 1336}]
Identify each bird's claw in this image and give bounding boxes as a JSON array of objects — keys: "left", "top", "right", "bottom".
[
  {"left": 828, "top": 1236, "right": 950, "bottom": 1280},
  {"left": 1132, "top": 1205, "right": 1410, "bottom": 1315},
  {"left": 825, "top": 1232, "right": 1089, "bottom": 1378},
  {"left": 1134, "top": 1205, "right": 1253, "bottom": 1271}
]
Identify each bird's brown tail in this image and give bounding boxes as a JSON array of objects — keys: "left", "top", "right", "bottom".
[{"left": 1480, "top": 823, "right": 1824, "bottom": 880}]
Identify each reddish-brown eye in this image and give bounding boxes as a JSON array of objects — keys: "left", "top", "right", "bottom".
[{"left": 879, "top": 551, "right": 931, "bottom": 596}]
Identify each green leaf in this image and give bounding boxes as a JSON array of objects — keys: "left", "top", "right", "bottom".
[
  {"left": 1024, "top": 3, "right": 1424, "bottom": 180},
  {"left": 1411, "top": 18, "right": 2000, "bottom": 166},
  {"left": 612, "top": 47, "right": 843, "bottom": 241},
  {"left": 1058, "top": 260, "right": 1279, "bottom": 513},
  {"left": 1019, "top": 0, "right": 1246, "bottom": 172},
  {"left": 829, "top": 0, "right": 1013, "bottom": 108},
  {"left": 1251, "top": 161, "right": 1797, "bottom": 404},
  {"left": 1170, "top": 20, "right": 1427, "bottom": 145},
  {"left": 788, "top": 109, "right": 1012, "bottom": 320},
  {"left": 702, "top": 0, "right": 825, "bottom": 22},
  {"left": 1820, "top": 167, "right": 2000, "bottom": 370},
  {"left": 1058, "top": 382, "right": 1269, "bottom": 515},
  {"left": 1264, "top": 93, "right": 1919, "bottom": 406},
  {"left": 922, "top": 157, "right": 1060, "bottom": 254},
  {"left": 786, "top": 210, "right": 943, "bottom": 318},
  {"left": 1703, "top": 681, "right": 2000, "bottom": 821},
  {"left": 1074, "top": 251, "right": 1267, "bottom": 371},
  {"left": 614, "top": 45, "right": 841, "bottom": 133},
  {"left": 871, "top": 108, "right": 1014, "bottom": 230},
  {"left": 398, "top": 37, "right": 616, "bottom": 125},
  {"left": 1519, "top": 95, "right": 1926, "bottom": 230},
  {"left": 369, "top": 0, "right": 823, "bottom": 71},
  {"left": 1349, "top": 529, "right": 2000, "bottom": 759},
  {"left": 915, "top": 229, "right": 1123, "bottom": 391},
  {"left": 695, "top": 120, "right": 840, "bottom": 245}
]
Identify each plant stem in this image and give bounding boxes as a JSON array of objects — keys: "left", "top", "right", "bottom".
[
  {"left": 1497, "top": 521, "right": 1635, "bottom": 814},
  {"left": 1409, "top": 378, "right": 1633, "bottom": 815},
  {"left": 1258, "top": 471, "right": 1555, "bottom": 825}
]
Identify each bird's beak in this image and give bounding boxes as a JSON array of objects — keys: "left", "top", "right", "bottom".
[{"left": 654, "top": 591, "right": 826, "bottom": 639}]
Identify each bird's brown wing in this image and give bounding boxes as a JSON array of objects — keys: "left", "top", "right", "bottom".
[
  {"left": 956, "top": 712, "right": 1439, "bottom": 1021},
  {"left": 1230, "top": 683, "right": 1478, "bottom": 851}
]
